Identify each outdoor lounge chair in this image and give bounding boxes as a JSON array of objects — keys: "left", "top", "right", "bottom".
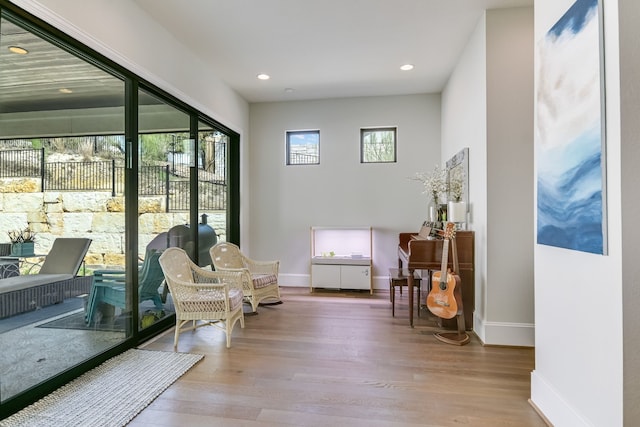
[
  {"left": 0, "top": 238, "right": 92, "bottom": 318},
  {"left": 84, "top": 249, "right": 165, "bottom": 326}
]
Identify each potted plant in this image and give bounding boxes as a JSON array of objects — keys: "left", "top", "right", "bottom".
[{"left": 7, "top": 227, "right": 37, "bottom": 257}]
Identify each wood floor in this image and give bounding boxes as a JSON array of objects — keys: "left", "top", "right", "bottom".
[{"left": 132, "top": 287, "right": 546, "bottom": 427}]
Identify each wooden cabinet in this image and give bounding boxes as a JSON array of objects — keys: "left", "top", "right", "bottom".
[
  {"left": 310, "top": 227, "right": 372, "bottom": 293},
  {"left": 311, "top": 264, "right": 371, "bottom": 290}
]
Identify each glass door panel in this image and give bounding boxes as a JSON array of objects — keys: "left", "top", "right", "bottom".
[
  {"left": 0, "top": 15, "right": 126, "bottom": 402},
  {"left": 198, "top": 122, "right": 229, "bottom": 257},
  {"left": 137, "top": 89, "right": 190, "bottom": 330}
]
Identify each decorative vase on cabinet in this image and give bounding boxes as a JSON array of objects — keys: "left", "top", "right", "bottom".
[{"left": 448, "top": 201, "right": 467, "bottom": 224}]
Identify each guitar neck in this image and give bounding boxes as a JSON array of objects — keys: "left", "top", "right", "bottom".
[{"left": 439, "top": 239, "right": 449, "bottom": 282}]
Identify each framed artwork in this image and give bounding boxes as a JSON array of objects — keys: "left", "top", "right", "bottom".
[
  {"left": 446, "top": 147, "right": 469, "bottom": 204},
  {"left": 536, "top": 0, "right": 607, "bottom": 255}
]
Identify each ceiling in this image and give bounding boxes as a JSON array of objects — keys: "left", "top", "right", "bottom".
[
  {"left": 133, "top": 0, "right": 533, "bottom": 103},
  {"left": 0, "top": 0, "right": 533, "bottom": 116},
  {"left": 0, "top": 17, "right": 128, "bottom": 114}
]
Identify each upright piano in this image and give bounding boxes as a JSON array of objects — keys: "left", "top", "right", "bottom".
[{"left": 398, "top": 230, "right": 475, "bottom": 329}]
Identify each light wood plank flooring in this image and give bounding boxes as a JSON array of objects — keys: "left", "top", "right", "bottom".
[{"left": 133, "top": 287, "right": 545, "bottom": 427}]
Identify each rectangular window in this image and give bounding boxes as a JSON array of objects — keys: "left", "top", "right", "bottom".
[
  {"left": 360, "top": 127, "right": 397, "bottom": 163},
  {"left": 286, "top": 130, "right": 320, "bottom": 165}
]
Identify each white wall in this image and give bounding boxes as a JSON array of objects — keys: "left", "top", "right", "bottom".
[
  {"left": 249, "top": 95, "right": 441, "bottom": 288},
  {"left": 531, "top": 0, "right": 624, "bottom": 426},
  {"left": 441, "top": 13, "right": 489, "bottom": 339},
  {"left": 441, "top": 8, "right": 534, "bottom": 347},
  {"left": 486, "top": 8, "right": 535, "bottom": 344},
  {"left": 619, "top": 1, "right": 640, "bottom": 423}
]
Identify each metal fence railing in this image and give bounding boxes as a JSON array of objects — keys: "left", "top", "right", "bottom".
[
  {"left": 288, "top": 152, "right": 319, "bottom": 165},
  {"left": 45, "top": 160, "right": 116, "bottom": 192},
  {"left": 0, "top": 148, "right": 43, "bottom": 178},
  {"left": 0, "top": 149, "right": 226, "bottom": 211}
]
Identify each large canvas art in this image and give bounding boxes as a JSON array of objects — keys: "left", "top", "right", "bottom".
[{"left": 536, "top": 0, "right": 607, "bottom": 255}]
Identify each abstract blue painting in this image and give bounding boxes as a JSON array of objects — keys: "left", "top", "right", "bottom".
[{"left": 536, "top": 0, "right": 606, "bottom": 255}]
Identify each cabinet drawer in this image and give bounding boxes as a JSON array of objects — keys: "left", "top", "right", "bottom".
[
  {"left": 340, "top": 265, "right": 371, "bottom": 290},
  {"left": 311, "top": 264, "right": 340, "bottom": 288}
]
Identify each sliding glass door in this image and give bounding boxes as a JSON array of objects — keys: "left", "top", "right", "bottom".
[
  {"left": 0, "top": 14, "right": 128, "bottom": 402},
  {"left": 137, "top": 89, "right": 191, "bottom": 331},
  {"left": 198, "top": 122, "right": 230, "bottom": 251},
  {"left": 0, "top": 2, "right": 239, "bottom": 416}
]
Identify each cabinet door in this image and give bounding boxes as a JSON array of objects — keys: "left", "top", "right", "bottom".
[
  {"left": 311, "top": 264, "right": 340, "bottom": 288},
  {"left": 340, "top": 265, "right": 371, "bottom": 290}
]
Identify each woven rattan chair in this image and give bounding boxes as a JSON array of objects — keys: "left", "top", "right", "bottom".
[
  {"left": 210, "top": 242, "right": 281, "bottom": 313},
  {"left": 159, "top": 247, "right": 245, "bottom": 349}
]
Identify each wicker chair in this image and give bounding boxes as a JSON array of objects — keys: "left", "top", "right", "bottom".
[
  {"left": 210, "top": 242, "right": 281, "bottom": 313},
  {"left": 158, "top": 247, "right": 245, "bottom": 349}
]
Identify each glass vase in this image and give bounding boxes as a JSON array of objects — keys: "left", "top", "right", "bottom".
[{"left": 428, "top": 201, "right": 447, "bottom": 223}]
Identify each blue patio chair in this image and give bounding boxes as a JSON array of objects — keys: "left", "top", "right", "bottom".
[{"left": 85, "top": 249, "right": 165, "bottom": 326}]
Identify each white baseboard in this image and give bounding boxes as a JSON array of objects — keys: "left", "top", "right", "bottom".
[
  {"left": 279, "top": 274, "right": 394, "bottom": 291},
  {"left": 473, "top": 312, "right": 535, "bottom": 347},
  {"left": 530, "top": 370, "right": 591, "bottom": 427},
  {"left": 278, "top": 274, "right": 310, "bottom": 288}
]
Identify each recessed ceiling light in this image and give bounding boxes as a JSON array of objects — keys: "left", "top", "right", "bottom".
[
  {"left": 284, "top": 88, "right": 295, "bottom": 93},
  {"left": 400, "top": 64, "right": 414, "bottom": 71},
  {"left": 59, "top": 88, "right": 73, "bottom": 94},
  {"left": 8, "top": 46, "right": 28, "bottom": 55},
  {"left": 257, "top": 73, "right": 270, "bottom": 80}
]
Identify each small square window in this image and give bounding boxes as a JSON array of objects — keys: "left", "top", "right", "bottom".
[
  {"left": 286, "top": 130, "right": 320, "bottom": 165},
  {"left": 360, "top": 127, "right": 397, "bottom": 163}
]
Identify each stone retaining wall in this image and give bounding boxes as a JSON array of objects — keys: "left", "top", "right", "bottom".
[{"left": 0, "top": 178, "right": 226, "bottom": 269}]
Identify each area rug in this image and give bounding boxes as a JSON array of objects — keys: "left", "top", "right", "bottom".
[{"left": 0, "top": 348, "right": 204, "bottom": 427}]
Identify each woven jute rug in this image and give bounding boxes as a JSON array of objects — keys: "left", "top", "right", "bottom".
[{"left": 0, "top": 348, "right": 203, "bottom": 427}]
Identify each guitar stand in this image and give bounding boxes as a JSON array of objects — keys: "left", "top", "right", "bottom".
[
  {"left": 434, "top": 311, "right": 470, "bottom": 346},
  {"left": 433, "top": 232, "right": 470, "bottom": 346}
]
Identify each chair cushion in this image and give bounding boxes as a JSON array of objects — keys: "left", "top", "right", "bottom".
[
  {"left": 0, "top": 274, "right": 74, "bottom": 293},
  {"left": 228, "top": 288, "right": 244, "bottom": 310},
  {"left": 39, "top": 238, "right": 91, "bottom": 275},
  {"left": 252, "top": 274, "right": 277, "bottom": 289},
  {"left": 180, "top": 288, "right": 244, "bottom": 311}
]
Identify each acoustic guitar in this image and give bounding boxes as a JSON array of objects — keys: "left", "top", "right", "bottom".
[{"left": 426, "top": 222, "right": 461, "bottom": 320}]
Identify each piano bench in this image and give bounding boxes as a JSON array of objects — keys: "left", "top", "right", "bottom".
[{"left": 388, "top": 268, "right": 422, "bottom": 317}]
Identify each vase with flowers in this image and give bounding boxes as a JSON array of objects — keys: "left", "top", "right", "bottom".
[
  {"left": 412, "top": 164, "right": 448, "bottom": 223},
  {"left": 7, "top": 227, "right": 36, "bottom": 257},
  {"left": 447, "top": 167, "right": 467, "bottom": 224}
]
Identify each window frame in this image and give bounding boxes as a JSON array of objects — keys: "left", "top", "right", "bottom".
[
  {"left": 360, "top": 126, "right": 397, "bottom": 163},
  {"left": 286, "top": 129, "right": 320, "bottom": 165}
]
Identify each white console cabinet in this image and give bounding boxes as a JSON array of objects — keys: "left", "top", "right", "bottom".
[{"left": 310, "top": 226, "right": 372, "bottom": 294}]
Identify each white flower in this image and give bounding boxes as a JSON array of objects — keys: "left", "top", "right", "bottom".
[
  {"left": 411, "top": 164, "right": 447, "bottom": 204},
  {"left": 448, "top": 168, "right": 465, "bottom": 202}
]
